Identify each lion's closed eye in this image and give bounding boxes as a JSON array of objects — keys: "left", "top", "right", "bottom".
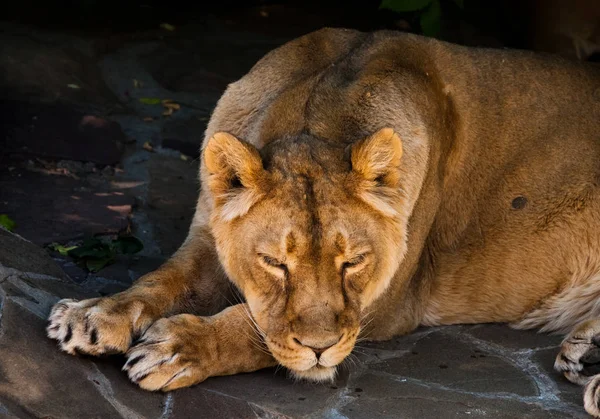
[
  {"left": 258, "top": 254, "right": 288, "bottom": 279},
  {"left": 342, "top": 253, "right": 370, "bottom": 276}
]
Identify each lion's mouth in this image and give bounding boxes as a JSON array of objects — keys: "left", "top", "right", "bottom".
[{"left": 264, "top": 331, "right": 359, "bottom": 383}]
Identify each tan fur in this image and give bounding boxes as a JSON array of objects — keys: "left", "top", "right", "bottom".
[{"left": 48, "top": 27, "right": 600, "bottom": 415}]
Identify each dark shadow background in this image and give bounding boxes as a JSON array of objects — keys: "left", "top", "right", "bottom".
[{"left": 3, "top": 0, "right": 598, "bottom": 60}]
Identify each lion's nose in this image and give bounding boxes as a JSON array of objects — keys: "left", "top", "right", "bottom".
[
  {"left": 308, "top": 345, "right": 332, "bottom": 358},
  {"left": 293, "top": 335, "right": 342, "bottom": 358}
]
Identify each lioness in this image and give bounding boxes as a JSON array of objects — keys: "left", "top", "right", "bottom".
[{"left": 48, "top": 28, "right": 600, "bottom": 416}]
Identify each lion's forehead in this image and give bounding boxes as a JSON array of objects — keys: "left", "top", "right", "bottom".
[{"left": 253, "top": 198, "right": 374, "bottom": 258}]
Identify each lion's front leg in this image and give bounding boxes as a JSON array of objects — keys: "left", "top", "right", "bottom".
[
  {"left": 123, "top": 304, "right": 277, "bottom": 391},
  {"left": 47, "top": 227, "right": 231, "bottom": 356}
]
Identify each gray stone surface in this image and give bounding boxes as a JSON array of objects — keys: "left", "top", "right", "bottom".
[
  {"left": 0, "top": 19, "right": 593, "bottom": 419},
  {"left": 2, "top": 100, "right": 126, "bottom": 165},
  {"left": 0, "top": 24, "right": 118, "bottom": 109},
  {"left": 0, "top": 166, "right": 135, "bottom": 246},
  {"left": 369, "top": 331, "right": 537, "bottom": 396},
  {"left": 145, "top": 154, "right": 198, "bottom": 257},
  {"left": 0, "top": 228, "right": 67, "bottom": 280},
  {"left": 161, "top": 115, "right": 208, "bottom": 158}
]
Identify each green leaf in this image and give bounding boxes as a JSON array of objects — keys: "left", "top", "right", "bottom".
[
  {"left": 56, "top": 235, "right": 143, "bottom": 273},
  {"left": 379, "top": 0, "right": 433, "bottom": 12},
  {"left": 0, "top": 214, "right": 16, "bottom": 232},
  {"left": 68, "top": 238, "right": 114, "bottom": 260},
  {"left": 139, "top": 97, "right": 162, "bottom": 105},
  {"left": 49, "top": 243, "right": 79, "bottom": 256},
  {"left": 112, "top": 236, "right": 144, "bottom": 255},
  {"left": 85, "top": 257, "right": 113, "bottom": 272},
  {"left": 420, "top": 0, "right": 442, "bottom": 37}
]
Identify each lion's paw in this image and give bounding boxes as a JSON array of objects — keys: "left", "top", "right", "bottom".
[
  {"left": 555, "top": 319, "right": 600, "bottom": 386},
  {"left": 124, "top": 314, "right": 216, "bottom": 391},
  {"left": 47, "top": 297, "right": 152, "bottom": 356},
  {"left": 584, "top": 375, "right": 600, "bottom": 418}
]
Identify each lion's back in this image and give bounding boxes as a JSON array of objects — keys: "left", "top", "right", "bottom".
[{"left": 203, "top": 28, "right": 366, "bottom": 145}]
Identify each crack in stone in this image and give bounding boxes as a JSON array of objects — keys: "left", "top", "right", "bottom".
[
  {"left": 199, "top": 387, "right": 250, "bottom": 402},
  {"left": 312, "top": 389, "right": 354, "bottom": 419},
  {"left": 89, "top": 363, "right": 146, "bottom": 419},
  {"left": 196, "top": 388, "right": 292, "bottom": 419},
  {"left": 2, "top": 274, "right": 59, "bottom": 319},
  {"left": 159, "top": 393, "right": 174, "bottom": 419},
  {"left": 366, "top": 369, "right": 582, "bottom": 416},
  {"left": 318, "top": 407, "right": 351, "bottom": 419},
  {"left": 248, "top": 402, "right": 292, "bottom": 419},
  {"left": 514, "top": 345, "right": 562, "bottom": 354},
  {"left": 449, "top": 330, "right": 564, "bottom": 404}
]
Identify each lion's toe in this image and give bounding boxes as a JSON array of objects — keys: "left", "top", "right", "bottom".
[
  {"left": 47, "top": 297, "right": 138, "bottom": 356},
  {"left": 556, "top": 319, "right": 600, "bottom": 386}
]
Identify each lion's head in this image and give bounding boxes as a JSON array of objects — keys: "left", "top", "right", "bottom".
[{"left": 201, "top": 128, "right": 411, "bottom": 381}]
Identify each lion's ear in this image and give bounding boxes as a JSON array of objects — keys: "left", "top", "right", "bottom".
[
  {"left": 351, "top": 128, "right": 403, "bottom": 181},
  {"left": 350, "top": 128, "right": 404, "bottom": 217},
  {"left": 203, "top": 132, "right": 267, "bottom": 221}
]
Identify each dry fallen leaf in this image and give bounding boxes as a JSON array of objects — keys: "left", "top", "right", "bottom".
[
  {"left": 143, "top": 141, "right": 154, "bottom": 152},
  {"left": 163, "top": 102, "right": 181, "bottom": 110},
  {"left": 161, "top": 99, "right": 181, "bottom": 117}
]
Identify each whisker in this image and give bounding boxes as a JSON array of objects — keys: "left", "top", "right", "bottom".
[
  {"left": 353, "top": 344, "right": 372, "bottom": 350},
  {"left": 219, "top": 287, "right": 272, "bottom": 357},
  {"left": 341, "top": 353, "right": 359, "bottom": 371},
  {"left": 274, "top": 364, "right": 284, "bottom": 376},
  {"left": 242, "top": 329, "right": 272, "bottom": 356},
  {"left": 223, "top": 286, "right": 267, "bottom": 338},
  {"left": 357, "top": 325, "right": 374, "bottom": 341},
  {"left": 355, "top": 336, "right": 371, "bottom": 344},
  {"left": 360, "top": 309, "right": 374, "bottom": 321},
  {"left": 359, "top": 316, "right": 375, "bottom": 331}
]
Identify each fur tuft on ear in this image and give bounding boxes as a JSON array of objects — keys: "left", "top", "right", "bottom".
[
  {"left": 203, "top": 132, "right": 267, "bottom": 221},
  {"left": 351, "top": 128, "right": 403, "bottom": 180},
  {"left": 350, "top": 128, "right": 404, "bottom": 217}
]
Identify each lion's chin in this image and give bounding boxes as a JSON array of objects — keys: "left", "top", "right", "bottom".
[{"left": 290, "top": 365, "right": 337, "bottom": 383}]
